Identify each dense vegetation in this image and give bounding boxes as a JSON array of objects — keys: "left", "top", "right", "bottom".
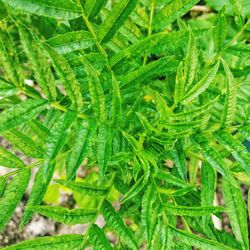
[{"left": 0, "top": 0, "right": 249, "bottom": 249}]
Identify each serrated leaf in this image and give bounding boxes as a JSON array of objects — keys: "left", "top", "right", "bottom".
[
  {"left": 120, "top": 56, "right": 176, "bottom": 88},
  {"left": 97, "top": 123, "right": 113, "bottom": 177},
  {"left": 155, "top": 170, "right": 193, "bottom": 188},
  {"left": 1, "top": 234, "right": 83, "bottom": 250},
  {"left": 28, "top": 205, "right": 97, "bottom": 225},
  {"left": 47, "top": 31, "right": 95, "bottom": 54},
  {"left": 184, "top": 32, "right": 198, "bottom": 89},
  {"left": 121, "top": 175, "right": 148, "bottom": 203},
  {"left": 163, "top": 204, "right": 224, "bottom": 216},
  {"left": 0, "top": 168, "right": 30, "bottom": 231},
  {"left": 1, "top": 0, "right": 82, "bottom": 20},
  {"left": 222, "top": 178, "right": 249, "bottom": 250},
  {"left": 141, "top": 183, "right": 160, "bottom": 247},
  {"left": 171, "top": 140, "right": 187, "bottom": 180},
  {"left": 20, "top": 162, "right": 55, "bottom": 228},
  {"left": 169, "top": 226, "right": 235, "bottom": 250},
  {"left": 101, "top": 200, "right": 138, "bottom": 250},
  {"left": 84, "top": 0, "right": 107, "bottom": 19},
  {"left": 0, "top": 177, "right": 6, "bottom": 197},
  {"left": 194, "top": 134, "right": 238, "bottom": 187},
  {"left": 0, "top": 98, "right": 48, "bottom": 133},
  {"left": 201, "top": 162, "right": 216, "bottom": 228},
  {"left": 3, "top": 129, "right": 44, "bottom": 158},
  {"left": 43, "top": 111, "right": 76, "bottom": 178},
  {"left": 0, "top": 78, "right": 18, "bottom": 97},
  {"left": 0, "top": 146, "right": 25, "bottom": 168},
  {"left": 55, "top": 179, "right": 109, "bottom": 196},
  {"left": 221, "top": 59, "right": 237, "bottom": 128},
  {"left": 154, "top": 0, "right": 200, "bottom": 28},
  {"left": 183, "top": 62, "right": 220, "bottom": 104},
  {"left": 19, "top": 26, "right": 57, "bottom": 101},
  {"left": 88, "top": 224, "right": 113, "bottom": 250},
  {"left": 213, "top": 7, "right": 227, "bottom": 52},
  {"left": 111, "top": 76, "right": 122, "bottom": 127},
  {"left": 66, "top": 121, "right": 96, "bottom": 180},
  {"left": 174, "top": 61, "right": 185, "bottom": 104},
  {"left": 214, "top": 130, "right": 250, "bottom": 173},
  {"left": 97, "top": 0, "right": 139, "bottom": 43},
  {"left": 44, "top": 44, "right": 82, "bottom": 111}
]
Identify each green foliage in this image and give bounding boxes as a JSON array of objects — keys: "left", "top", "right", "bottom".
[{"left": 0, "top": 0, "right": 249, "bottom": 249}]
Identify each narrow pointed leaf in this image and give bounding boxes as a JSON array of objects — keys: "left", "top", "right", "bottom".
[
  {"left": 0, "top": 169, "right": 30, "bottom": 231},
  {"left": 47, "top": 31, "right": 95, "bottom": 54},
  {"left": 194, "top": 134, "right": 238, "bottom": 187},
  {"left": 88, "top": 224, "right": 113, "bottom": 250},
  {"left": 0, "top": 146, "right": 25, "bottom": 168},
  {"left": 222, "top": 178, "right": 249, "bottom": 250},
  {"left": 0, "top": 78, "right": 18, "bottom": 97},
  {"left": 221, "top": 59, "right": 237, "bottom": 128},
  {"left": 1, "top": 234, "right": 84, "bottom": 250},
  {"left": 66, "top": 121, "right": 96, "bottom": 180},
  {"left": 0, "top": 98, "right": 47, "bottom": 133},
  {"left": 44, "top": 44, "right": 82, "bottom": 111},
  {"left": 3, "top": 129, "right": 44, "bottom": 158},
  {"left": 1, "top": 0, "right": 82, "bottom": 20},
  {"left": 183, "top": 62, "right": 220, "bottom": 104},
  {"left": 84, "top": 0, "right": 107, "bottom": 19},
  {"left": 102, "top": 200, "right": 138, "bottom": 250},
  {"left": 55, "top": 179, "right": 109, "bottom": 196},
  {"left": 28, "top": 205, "right": 97, "bottom": 225},
  {"left": 97, "top": 0, "right": 139, "bottom": 43}
]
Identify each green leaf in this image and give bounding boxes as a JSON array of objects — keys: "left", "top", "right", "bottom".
[
  {"left": 101, "top": 200, "right": 138, "bottom": 250},
  {"left": 3, "top": 129, "right": 44, "bottom": 158},
  {"left": 1, "top": 234, "right": 84, "bottom": 250},
  {"left": 88, "top": 224, "right": 113, "bottom": 250},
  {"left": 0, "top": 98, "right": 48, "bottom": 133},
  {"left": 19, "top": 26, "right": 57, "bottom": 101},
  {"left": 141, "top": 183, "right": 160, "bottom": 247},
  {"left": 184, "top": 32, "right": 198, "bottom": 89},
  {"left": 214, "top": 130, "right": 250, "bottom": 173},
  {"left": 55, "top": 179, "right": 109, "bottom": 196},
  {"left": 1, "top": 0, "right": 82, "bottom": 20},
  {"left": 155, "top": 170, "right": 193, "bottom": 188},
  {"left": 111, "top": 76, "right": 122, "bottom": 127},
  {"left": 0, "top": 78, "right": 18, "bottom": 97},
  {"left": 174, "top": 61, "right": 185, "bottom": 104},
  {"left": 0, "top": 146, "right": 25, "bottom": 168},
  {"left": 162, "top": 204, "right": 224, "bottom": 216},
  {"left": 121, "top": 175, "right": 148, "bottom": 203},
  {"left": 222, "top": 178, "right": 249, "bottom": 250},
  {"left": 171, "top": 140, "right": 187, "bottom": 180},
  {"left": 66, "top": 121, "right": 96, "bottom": 180},
  {"left": 84, "top": 0, "right": 107, "bottom": 19},
  {"left": 20, "top": 163, "right": 55, "bottom": 228},
  {"left": 47, "top": 31, "right": 95, "bottom": 54},
  {"left": 0, "top": 169, "right": 31, "bottom": 231},
  {"left": 120, "top": 56, "right": 176, "bottom": 88},
  {"left": 97, "top": 123, "right": 113, "bottom": 177},
  {"left": 169, "top": 226, "right": 235, "bottom": 250},
  {"left": 201, "top": 162, "right": 216, "bottom": 228},
  {"left": 28, "top": 205, "right": 97, "bottom": 225},
  {"left": 221, "top": 59, "right": 237, "bottom": 128},
  {"left": 44, "top": 44, "right": 83, "bottom": 111},
  {"left": 0, "top": 177, "right": 6, "bottom": 197},
  {"left": 43, "top": 111, "right": 76, "bottom": 178},
  {"left": 194, "top": 134, "right": 238, "bottom": 187},
  {"left": 213, "top": 7, "right": 227, "bottom": 52},
  {"left": 97, "top": 0, "right": 139, "bottom": 43},
  {"left": 154, "top": 0, "right": 200, "bottom": 28},
  {"left": 82, "top": 57, "right": 106, "bottom": 122},
  {"left": 183, "top": 62, "right": 220, "bottom": 104}
]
